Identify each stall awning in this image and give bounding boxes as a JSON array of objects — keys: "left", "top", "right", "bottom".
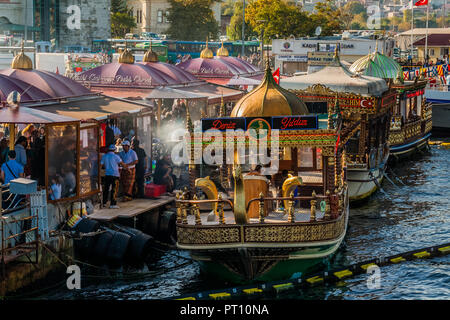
[
  {"left": 145, "top": 86, "right": 208, "bottom": 100},
  {"left": 100, "top": 83, "right": 244, "bottom": 105},
  {"left": 0, "top": 106, "right": 78, "bottom": 124},
  {"left": 33, "top": 96, "right": 152, "bottom": 121},
  {"left": 175, "top": 83, "right": 244, "bottom": 104}
]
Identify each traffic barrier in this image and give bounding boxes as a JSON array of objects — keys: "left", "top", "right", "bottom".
[{"left": 168, "top": 242, "right": 450, "bottom": 300}]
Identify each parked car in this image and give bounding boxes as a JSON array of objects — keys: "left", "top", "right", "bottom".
[{"left": 141, "top": 32, "right": 160, "bottom": 40}]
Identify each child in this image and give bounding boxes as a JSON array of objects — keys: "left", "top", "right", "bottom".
[{"left": 49, "top": 176, "right": 62, "bottom": 200}]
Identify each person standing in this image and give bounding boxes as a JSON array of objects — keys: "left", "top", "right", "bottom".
[
  {"left": 0, "top": 150, "right": 24, "bottom": 184},
  {"left": 119, "top": 140, "right": 138, "bottom": 201},
  {"left": 101, "top": 144, "right": 127, "bottom": 209},
  {"left": 14, "top": 136, "right": 27, "bottom": 168},
  {"left": 132, "top": 139, "right": 147, "bottom": 198}
]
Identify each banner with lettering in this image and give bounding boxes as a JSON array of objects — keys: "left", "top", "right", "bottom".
[{"left": 201, "top": 115, "right": 319, "bottom": 132}]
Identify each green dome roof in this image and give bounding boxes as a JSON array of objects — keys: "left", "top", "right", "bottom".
[{"left": 350, "top": 50, "right": 401, "bottom": 79}]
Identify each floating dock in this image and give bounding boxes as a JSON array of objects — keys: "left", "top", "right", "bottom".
[{"left": 88, "top": 196, "right": 175, "bottom": 222}]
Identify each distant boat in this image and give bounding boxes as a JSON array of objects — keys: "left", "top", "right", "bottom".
[{"left": 424, "top": 84, "right": 450, "bottom": 133}]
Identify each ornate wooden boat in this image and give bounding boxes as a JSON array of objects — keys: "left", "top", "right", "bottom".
[
  {"left": 174, "top": 63, "right": 353, "bottom": 283},
  {"left": 349, "top": 48, "right": 432, "bottom": 160},
  {"left": 280, "top": 48, "right": 395, "bottom": 202}
]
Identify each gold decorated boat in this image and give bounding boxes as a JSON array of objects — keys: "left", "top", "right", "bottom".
[{"left": 174, "top": 63, "right": 355, "bottom": 283}]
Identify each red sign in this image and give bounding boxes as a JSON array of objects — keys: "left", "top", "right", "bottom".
[
  {"left": 406, "top": 89, "right": 424, "bottom": 98},
  {"left": 414, "top": 0, "right": 428, "bottom": 6}
]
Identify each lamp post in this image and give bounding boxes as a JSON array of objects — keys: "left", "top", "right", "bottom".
[
  {"left": 242, "top": 0, "right": 245, "bottom": 57},
  {"left": 257, "top": 20, "right": 267, "bottom": 68}
]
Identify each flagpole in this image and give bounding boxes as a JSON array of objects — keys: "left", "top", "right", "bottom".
[
  {"left": 411, "top": 0, "right": 414, "bottom": 62},
  {"left": 425, "top": 1, "right": 429, "bottom": 65}
]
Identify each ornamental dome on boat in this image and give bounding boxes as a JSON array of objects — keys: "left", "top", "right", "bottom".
[
  {"left": 230, "top": 60, "right": 308, "bottom": 117},
  {"left": 0, "top": 43, "right": 93, "bottom": 99},
  {"left": 73, "top": 47, "right": 200, "bottom": 88},
  {"left": 349, "top": 44, "right": 402, "bottom": 79},
  {"left": 177, "top": 42, "right": 262, "bottom": 79},
  {"left": 280, "top": 47, "right": 388, "bottom": 97}
]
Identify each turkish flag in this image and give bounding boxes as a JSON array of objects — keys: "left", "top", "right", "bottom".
[
  {"left": 272, "top": 68, "right": 280, "bottom": 84},
  {"left": 414, "top": 0, "right": 428, "bottom": 6}
]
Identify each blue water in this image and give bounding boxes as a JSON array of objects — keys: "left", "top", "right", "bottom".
[{"left": 39, "top": 142, "right": 449, "bottom": 300}]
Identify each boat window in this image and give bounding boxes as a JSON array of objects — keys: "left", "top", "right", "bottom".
[
  {"left": 79, "top": 126, "right": 99, "bottom": 196},
  {"left": 297, "top": 147, "right": 314, "bottom": 168},
  {"left": 316, "top": 147, "right": 322, "bottom": 170},
  {"left": 47, "top": 124, "right": 78, "bottom": 201}
]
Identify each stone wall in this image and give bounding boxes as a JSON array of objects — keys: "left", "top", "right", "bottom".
[{"left": 58, "top": 0, "right": 111, "bottom": 49}]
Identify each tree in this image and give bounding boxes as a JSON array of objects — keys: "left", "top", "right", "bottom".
[
  {"left": 166, "top": 0, "right": 219, "bottom": 41},
  {"left": 309, "top": 0, "right": 343, "bottom": 36},
  {"left": 344, "top": 1, "right": 365, "bottom": 16},
  {"left": 245, "top": 0, "right": 313, "bottom": 41},
  {"left": 227, "top": 1, "right": 258, "bottom": 41},
  {"left": 110, "top": 0, "right": 136, "bottom": 38}
]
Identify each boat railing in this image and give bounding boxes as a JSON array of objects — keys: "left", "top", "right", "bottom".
[
  {"left": 175, "top": 187, "right": 345, "bottom": 225},
  {"left": 426, "top": 83, "right": 449, "bottom": 91}
]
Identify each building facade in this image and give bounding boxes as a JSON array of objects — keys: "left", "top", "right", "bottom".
[
  {"left": 128, "top": 0, "right": 221, "bottom": 36},
  {"left": 272, "top": 37, "right": 394, "bottom": 75}
]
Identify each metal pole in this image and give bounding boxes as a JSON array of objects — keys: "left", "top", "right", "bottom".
[
  {"left": 24, "top": 0, "right": 28, "bottom": 43},
  {"left": 242, "top": 0, "right": 245, "bottom": 57},
  {"left": 425, "top": 2, "right": 429, "bottom": 64},
  {"left": 410, "top": 0, "right": 414, "bottom": 61}
]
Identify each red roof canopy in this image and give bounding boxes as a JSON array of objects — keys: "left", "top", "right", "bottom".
[
  {"left": 413, "top": 34, "right": 450, "bottom": 46},
  {"left": 0, "top": 68, "right": 92, "bottom": 99}
]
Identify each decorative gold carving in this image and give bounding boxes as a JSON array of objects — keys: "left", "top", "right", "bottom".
[
  {"left": 282, "top": 174, "right": 302, "bottom": 212},
  {"left": 258, "top": 192, "right": 265, "bottom": 223},
  {"left": 310, "top": 191, "right": 317, "bottom": 221}
]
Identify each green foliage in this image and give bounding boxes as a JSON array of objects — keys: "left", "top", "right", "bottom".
[
  {"left": 227, "top": 1, "right": 257, "bottom": 41},
  {"left": 166, "top": 0, "right": 219, "bottom": 41},
  {"left": 245, "top": 0, "right": 314, "bottom": 41},
  {"left": 111, "top": 0, "right": 128, "bottom": 14},
  {"left": 110, "top": 0, "right": 136, "bottom": 38},
  {"left": 309, "top": 0, "right": 343, "bottom": 35},
  {"left": 344, "top": 1, "right": 365, "bottom": 16},
  {"left": 222, "top": 0, "right": 235, "bottom": 16}
]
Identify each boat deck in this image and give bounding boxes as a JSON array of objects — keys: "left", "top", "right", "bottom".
[
  {"left": 88, "top": 196, "right": 175, "bottom": 221},
  {"left": 187, "top": 208, "right": 326, "bottom": 225}
]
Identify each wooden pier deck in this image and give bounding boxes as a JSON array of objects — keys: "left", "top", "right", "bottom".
[{"left": 88, "top": 196, "right": 175, "bottom": 222}]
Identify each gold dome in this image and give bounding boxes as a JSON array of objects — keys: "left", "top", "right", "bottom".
[
  {"left": 200, "top": 39, "right": 214, "bottom": 59},
  {"left": 216, "top": 42, "right": 229, "bottom": 57},
  {"left": 143, "top": 42, "right": 158, "bottom": 62},
  {"left": 231, "top": 60, "right": 309, "bottom": 117},
  {"left": 118, "top": 48, "right": 135, "bottom": 64},
  {"left": 11, "top": 41, "right": 32, "bottom": 70}
]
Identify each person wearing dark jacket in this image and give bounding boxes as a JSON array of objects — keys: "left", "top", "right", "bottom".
[{"left": 132, "top": 139, "right": 147, "bottom": 198}]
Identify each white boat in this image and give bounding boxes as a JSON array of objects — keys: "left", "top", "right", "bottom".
[{"left": 424, "top": 84, "right": 450, "bottom": 132}]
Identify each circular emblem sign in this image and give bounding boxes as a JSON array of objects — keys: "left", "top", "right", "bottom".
[
  {"left": 283, "top": 42, "right": 291, "bottom": 49},
  {"left": 247, "top": 118, "right": 271, "bottom": 140}
]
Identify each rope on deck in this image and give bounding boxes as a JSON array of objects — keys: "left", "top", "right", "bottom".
[{"left": 168, "top": 242, "right": 450, "bottom": 300}]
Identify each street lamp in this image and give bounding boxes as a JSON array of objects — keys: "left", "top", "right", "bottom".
[
  {"left": 257, "top": 20, "right": 267, "bottom": 67},
  {"left": 242, "top": 0, "right": 245, "bottom": 57}
]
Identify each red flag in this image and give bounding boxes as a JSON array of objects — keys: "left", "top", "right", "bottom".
[
  {"left": 272, "top": 68, "right": 280, "bottom": 84},
  {"left": 414, "top": 0, "right": 428, "bottom": 6},
  {"left": 55, "top": 66, "right": 59, "bottom": 74}
]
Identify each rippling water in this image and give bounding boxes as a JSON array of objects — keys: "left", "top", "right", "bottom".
[{"left": 39, "top": 142, "right": 449, "bottom": 300}]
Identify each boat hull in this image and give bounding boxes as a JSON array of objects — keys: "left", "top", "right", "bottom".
[
  {"left": 347, "top": 166, "right": 384, "bottom": 202},
  {"left": 389, "top": 133, "right": 431, "bottom": 159},
  {"left": 194, "top": 241, "right": 342, "bottom": 283},
  {"left": 176, "top": 202, "right": 348, "bottom": 284},
  {"left": 431, "top": 103, "right": 450, "bottom": 132}
]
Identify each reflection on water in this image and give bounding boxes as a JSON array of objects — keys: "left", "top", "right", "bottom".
[{"left": 40, "top": 144, "right": 449, "bottom": 300}]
